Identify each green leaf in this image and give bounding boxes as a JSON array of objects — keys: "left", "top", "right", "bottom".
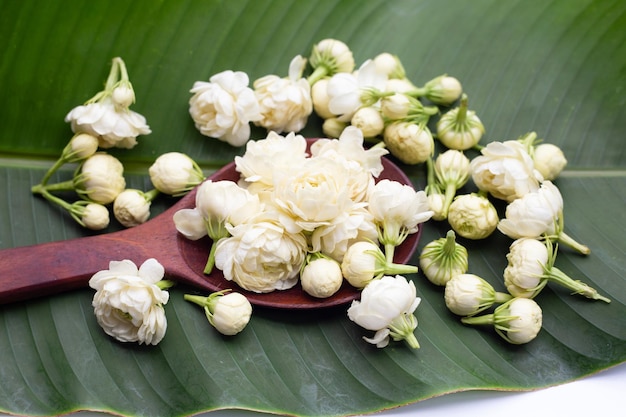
[{"left": 1, "top": 0, "right": 625, "bottom": 416}]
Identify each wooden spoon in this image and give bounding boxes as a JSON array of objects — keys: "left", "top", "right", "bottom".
[{"left": 0, "top": 154, "right": 419, "bottom": 309}]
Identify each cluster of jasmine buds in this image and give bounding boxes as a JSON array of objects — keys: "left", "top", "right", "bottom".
[{"left": 32, "top": 57, "right": 206, "bottom": 230}]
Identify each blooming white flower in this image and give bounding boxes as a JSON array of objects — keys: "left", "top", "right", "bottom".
[
  {"left": 65, "top": 57, "right": 151, "bottom": 149},
  {"left": 214, "top": 210, "right": 308, "bottom": 293},
  {"left": 65, "top": 101, "right": 151, "bottom": 149},
  {"left": 532, "top": 143, "right": 567, "bottom": 181},
  {"left": 368, "top": 179, "right": 433, "bottom": 256},
  {"left": 89, "top": 258, "right": 171, "bottom": 345},
  {"left": 383, "top": 121, "right": 434, "bottom": 164},
  {"left": 419, "top": 230, "right": 469, "bottom": 286},
  {"left": 113, "top": 189, "right": 156, "bottom": 228},
  {"left": 444, "top": 273, "right": 512, "bottom": 317},
  {"left": 300, "top": 253, "right": 344, "bottom": 298},
  {"left": 189, "top": 70, "right": 262, "bottom": 147},
  {"left": 347, "top": 275, "right": 421, "bottom": 348},
  {"left": 253, "top": 55, "right": 313, "bottom": 133},
  {"left": 497, "top": 181, "right": 563, "bottom": 240},
  {"left": 271, "top": 155, "right": 355, "bottom": 233},
  {"left": 463, "top": 298, "right": 543, "bottom": 345},
  {"left": 327, "top": 59, "right": 388, "bottom": 121},
  {"left": 149, "top": 152, "right": 205, "bottom": 196},
  {"left": 235, "top": 131, "right": 308, "bottom": 195},
  {"left": 311, "top": 126, "right": 389, "bottom": 178},
  {"left": 75, "top": 152, "right": 126, "bottom": 204},
  {"left": 310, "top": 204, "right": 378, "bottom": 262},
  {"left": 185, "top": 290, "right": 252, "bottom": 336},
  {"left": 470, "top": 140, "right": 541, "bottom": 202},
  {"left": 447, "top": 193, "right": 499, "bottom": 240}
]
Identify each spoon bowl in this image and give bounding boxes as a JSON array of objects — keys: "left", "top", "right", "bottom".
[{"left": 0, "top": 144, "right": 421, "bottom": 309}]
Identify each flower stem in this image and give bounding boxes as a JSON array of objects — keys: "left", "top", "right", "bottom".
[
  {"left": 456, "top": 94, "right": 468, "bottom": 124},
  {"left": 144, "top": 188, "right": 161, "bottom": 203},
  {"left": 557, "top": 231, "right": 590, "bottom": 255},
  {"left": 32, "top": 179, "right": 76, "bottom": 194},
  {"left": 547, "top": 267, "right": 610, "bottom": 303},
  {"left": 183, "top": 294, "right": 209, "bottom": 307},
  {"left": 441, "top": 182, "right": 457, "bottom": 218},
  {"left": 307, "top": 65, "right": 328, "bottom": 86},
  {"left": 385, "top": 262, "right": 418, "bottom": 276},
  {"left": 461, "top": 314, "right": 495, "bottom": 326},
  {"left": 39, "top": 157, "right": 68, "bottom": 186},
  {"left": 494, "top": 292, "right": 513, "bottom": 304},
  {"left": 203, "top": 241, "right": 218, "bottom": 275}
]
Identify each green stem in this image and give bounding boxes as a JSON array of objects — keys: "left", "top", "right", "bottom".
[
  {"left": 36, "top": 188, "right": 73, "bottom": 211},
  {"left": 384, "top": 242, "right": 396, "bottom": 264},
  {"left": 144, "top": 188, "right": 161, "bottom": 203},
  {"left": 203, "top": 241, "right": 218, "bottom": 275},
  {"left": 441, "top": 182, "right": 457, "bottom": 218},
  {"left": 157, "top": 280, "right": 175, "bottom": 290},
  {"left": 494, "top": 292, "right": 513, "bottom": 304},
  {"left": 32, "top": 179, "right": 76, "bottom": 194},
  {"left": 39, "top": 157, "right": 68, "bottom": 186},
  {"left": 183, "top": 294, "right": 209, "bottom": 307},
  {"left": 456, "top": 94, "right": 468, "bottom": 124},
  {"left": 547, "top": 267, "right": 610, "bottom": 303},
  {"left": 557, "top": 231, "right": 590, "bottom": 255},
  {"left": 307, "top": 65, "right": 329, "bottom": 85},
  {"left": 461, "top": 313, "right": 495, "bottom": 326},
  {"left": 384, "top": 262, "right": 418, "bottom": 276}
]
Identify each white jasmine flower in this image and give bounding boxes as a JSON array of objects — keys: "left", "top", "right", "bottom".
[
  {"left": 65, "top": 101, "right": 151, "bottom": 149},
  {"left": 444, "top": 273, "right": 512, "bottom": 317},
  {"left": 347, "top": 275, "right": 421, "bottom": 349},
  {"left": 38, "top": 133, "right": 100, "bottom": 188},
  {"left": 351, "top": 106, "right": 384, "bottom": 138},
  {"left": 532, "top": 143, "right": 567, "bottom": 181},
  {"left": 311, "top": 126, "right": 389, "bottom": 178},
  {"left": 300, "top": 253, "right": 344, "bottom": 298},
  {"left": 311, "top": 78, "right": 334, "bottom": 119},
  {"left": 368, "top": 179, "right": 433, "bottom": 260},
  {"left": 148, "top": 152, "right": 205, "bottom": 196},
  {"left": 497, "top": 181, "right": 590, "bottom": 255},
  {"left": 427, "top": 191, "right": 447, "bottom": 221},
  {"left": 322, "top": 117, "right": 347, "bottom": 138},
  {"left": 385, "top": 78, "right": 418, "bottom": 94},
  {"left": 436, "top": 94, "right": 484, "bottom": 150},
  {"left": 307, "top": 38, "right": 355, "bottom": 84},
  {"left": 113, "top": 189, "right": 158, "bottom": 228},
  {"left": 271, "top": 155, "right": 355, "bottom": 233},
  {"left": 419, "top": 230, "right": 469, "bottom": 286},
  {"left": 75, "top": 152, "right": 126, "bottom": 204},
  {"left": 462, "top": 298, "right": 542, "bottom": 345},
  {"left": 253, "top": 55, "right": 313, "bottom": 133},
  {"left": 79, "top": 202, "right": 111, "bottom": 230},
  {"left": 383, "top": 121, "right": 434, "bottom": 164},
  {"left": 447, "top": 193, "right": 498, "bottom": 240},
  {"left": 65, "top": 57, "right": 151, "bottom": 149},
  {"left": 89, "top": 258, "right": 172, "bottom": 345},
  {"left": 173, "top": 180, "right": 263, "bottom": 273},
  {"left": 327, "top": 59, "right": 388, "bottom": 121},
  {"left": 310, "top": 204, "right": 378, "bottom": 262},
  {"left": 189, "top": 70, "right": 262, "bottom": 147},
  {"left": 372, "top": 53, "right": 405, "bottom": 79},
  {"left": 418, "top": 75, "right": 463, "bottom": 106},
  {"left": 235, "top": 131, "right": 308, "bottom": 194},
  {"left": 341, "top": 241, "right": 417, "bottom": 289},
  {"left": 214, "top": 210, "right": 307, "bottom": 293},
  {"left": 380, "top": 93, "right": 439, "bottom": 124},
  {"left": 184, "top": 290, "right": 252, "bottom": 336},
  {"left": 434, "top": 149, "right": 470, "bottom": 218},
  {"left": 470, "top": 140, "right": 542, "bottom": 202},
  {"left": 503, "top": 238, "right": 609, "bottom": 302}
]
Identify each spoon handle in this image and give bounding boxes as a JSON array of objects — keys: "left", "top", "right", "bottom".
[{"left": 0, "top": 230, "right": 156, "bottom": 304}]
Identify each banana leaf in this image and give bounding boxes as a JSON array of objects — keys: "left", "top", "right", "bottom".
[{"left": 0, "top": 0, "right": 625, "bottom": 416}]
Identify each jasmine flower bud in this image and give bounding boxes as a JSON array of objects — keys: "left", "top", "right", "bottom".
[
  {"left": 419, "top": 230, "right": 469, "bottom": 286},
  {"left": 75, "top": 152, "right": 126, "bottom": 204},
  {"left": 532, "top": 143, "right": 567, "bottom": 181},
  {"left": 113, "top": 188, "right": 159, "bottom": 228},
  {"left": 351, "top": 106, "right": 384, "bottom": 138},
  {"left": 341, "top": 241, "right": 418, "bottom": 289},
  {"left": 111, "top": 83, "right": 135, "bottom": 108},
  {"left": 434, "top": 149, "right": 470, "bottom": 218},
  {"left": 184, "top": 290, "right": 252, "bottom": 336},
  {"left": 308, "top": 38, "right": 355, "bottom": 85},
  {"left": 322, "top": 117, "right": 347, "bottom": 138},
  {"left": 462, "top": 297, "right": 543, "bottom": 345},
  {"left": 447, "top": 193, "right": 498, "bottom": 240},
  {"left": 503, "top": 238, "right": 610, "bottom": 302},
  {"left": 37, "top": 133, "right": 100, "bottom": 187},
  {"left": 436, "top": 94, "right": 485, "bottom": 150},
  {"left": 311, "top": 78, "right": 334, "bottom": 119},
  {"left": 80, "top": 202, "right": 111, "bottom": 230},
  {"left": 418, "top": 75, "right": 463, "bottom": 106},
  {"left": 383, "top": 121, "right": 434, "bottom": 164},
  {"left": 300, "top": 253, "right": 343, "bottom": 298},
  {"left": 347, "top": 275, "right": 421, "bottom": 349},
  {"left": 148, "top": 152, "right": 205, "bottom": 196},
  {"left": 373, "top": 53, "right": 406, "bottom": 79},
  {"left": 444, "top": 273, "right": 512, "bottom": 316}
]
